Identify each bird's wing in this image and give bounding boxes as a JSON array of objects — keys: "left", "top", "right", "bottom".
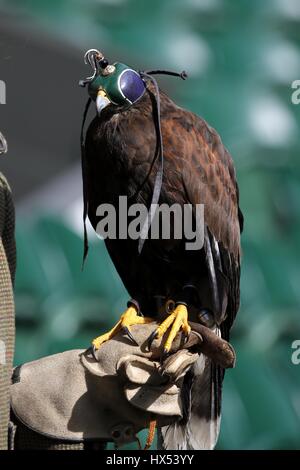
[
  {"left": 158, "top": 99, "right": 243, "bottom": 450},
  {"left": 159, "top": 99, "right": 243, "bottom": 324},
  {"left": 163, "top": 102, "right": 242, "bottom": 258}
]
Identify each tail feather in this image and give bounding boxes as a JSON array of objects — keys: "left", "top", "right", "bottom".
[{"left": 158, "top": 350, "right": 223, "bottom": 450}]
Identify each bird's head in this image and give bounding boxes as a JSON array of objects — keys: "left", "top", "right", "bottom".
[{"left": 80, "top": 49, "right": 146, "bottom": 116}]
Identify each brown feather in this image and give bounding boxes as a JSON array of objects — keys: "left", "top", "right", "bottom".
[{"left": 84, "top": 80, "right": 243, "bottom": 449}]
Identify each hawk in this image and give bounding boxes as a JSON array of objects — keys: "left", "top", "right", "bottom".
[{"left": 80, "top": 50, "right": 243, "bottom": 449}]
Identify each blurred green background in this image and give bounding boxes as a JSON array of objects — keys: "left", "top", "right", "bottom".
[{"left": 1, "top": 0, "right": 300, "bottom": 450}]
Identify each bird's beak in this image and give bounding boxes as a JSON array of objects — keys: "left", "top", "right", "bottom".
[{"left": 96, "top": 89, "right": 111, "bottom": 115}]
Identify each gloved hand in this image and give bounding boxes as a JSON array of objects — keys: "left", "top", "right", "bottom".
[{"left": 10, "top": 321, "right": 235, "bottom": 449}]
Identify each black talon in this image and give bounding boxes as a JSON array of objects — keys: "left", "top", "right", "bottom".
[
  {"left": 178, "top": 330, "right": 190, "bottom": 349},
  {"left": 123, "top": 326, "right": 138, "bottom": 345},
  {"left": 147, "top": 330, "right": 158, "bottom": 351},
  {"left": 160, "top": 348, "right": 169, "bottom": 365},
  {"left": 184, "top": 331, "right": 190, "bottom": 345},
  {"left": 91, "top": 345, "right": 98, "bottom": 360}
]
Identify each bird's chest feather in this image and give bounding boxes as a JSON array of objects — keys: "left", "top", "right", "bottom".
[{"left": 89, "top": 110, "right": 158, "bottom": 206}]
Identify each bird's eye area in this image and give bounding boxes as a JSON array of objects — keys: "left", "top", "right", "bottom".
[{"left": 119, "top": 69, "right": 145, "bottom": 104}]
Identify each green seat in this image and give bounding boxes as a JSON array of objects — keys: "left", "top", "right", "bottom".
[{"left": 218, "top": 340, "right": 300, "bottom": 449}]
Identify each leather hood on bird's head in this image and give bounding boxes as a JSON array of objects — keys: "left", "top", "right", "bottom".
[{"left": 87, "top": 62, "right": 146, "bottom": 106}]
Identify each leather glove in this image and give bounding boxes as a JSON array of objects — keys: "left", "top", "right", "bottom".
[{"left": 11, "top": 321, "right": 235, "bottom": 448}]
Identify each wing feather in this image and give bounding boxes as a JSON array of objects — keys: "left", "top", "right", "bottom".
[{"left": 157, "top": 93, "right": 242, "bottom": 450}]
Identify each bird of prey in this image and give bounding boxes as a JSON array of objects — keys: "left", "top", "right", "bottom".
[{"left": 80, "top": 49, "right": 243, "bottom": 450}]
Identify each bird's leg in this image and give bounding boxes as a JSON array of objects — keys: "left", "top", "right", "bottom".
[
  {"left": 148, "top": 302, "right": 191, "bottom": 355},
  {"left": 92, "top": 300, "right": 152, "bottom": 350}
]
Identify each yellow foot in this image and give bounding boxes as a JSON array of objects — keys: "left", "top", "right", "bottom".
[
  {"left": 92, "top": 306, "right": 152, "bottom": 350},
  {"left": 148, "top": 304, "right": 191, "bottom": 354}
]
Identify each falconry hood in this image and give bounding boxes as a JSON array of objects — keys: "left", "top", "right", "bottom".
[
  {"left": 80, "top": 49, "right": 146, "bottom": 115},
  {"left": 79, "top": 49, "right": 187, "bottom": 114},
  {"left": 89, "top": 62, "right": 146, "bottom": 113}
]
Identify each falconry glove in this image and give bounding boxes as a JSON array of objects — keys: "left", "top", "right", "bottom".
[{"left": 10, "top": 322, "right": 235, "bottom": 449}]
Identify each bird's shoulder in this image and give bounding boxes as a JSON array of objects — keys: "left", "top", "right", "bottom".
[{"left": 158, "top": 93, "right": 241, "bottom": 258}]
